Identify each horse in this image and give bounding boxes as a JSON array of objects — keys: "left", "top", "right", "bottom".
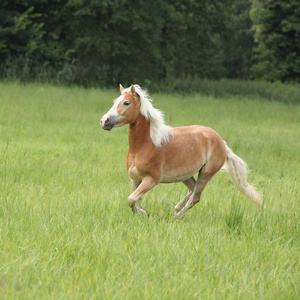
[{"left": 100, "top": 84, "right": 263, "bottom": 218}]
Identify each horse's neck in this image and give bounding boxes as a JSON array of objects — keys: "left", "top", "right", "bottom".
[{"left": 128, "top": 114, "right": 152, "bottom": 154}]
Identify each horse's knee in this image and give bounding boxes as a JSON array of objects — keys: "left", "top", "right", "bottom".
[{"left": 128, "top": 197, "right": 136, "bottom": 208}]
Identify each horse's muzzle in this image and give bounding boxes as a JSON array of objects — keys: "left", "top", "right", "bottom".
[
  {"left": 101, "top": 115, "right": 115, "bottom": 131},
  {"left": 103, "top": 123, "right": 114, "bottom": 131}
]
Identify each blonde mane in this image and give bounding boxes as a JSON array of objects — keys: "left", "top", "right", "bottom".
[{"left": 122, "top": 85, "right": 173, "bottom": 147}]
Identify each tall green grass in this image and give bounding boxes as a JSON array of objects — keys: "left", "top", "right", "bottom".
[{"left": 0, "top": 82, "right": 299, "bottom": 299}]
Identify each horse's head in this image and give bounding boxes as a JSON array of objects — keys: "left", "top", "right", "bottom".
[{"left": 100, "top": 84, "right": 140, "bottom": 131}]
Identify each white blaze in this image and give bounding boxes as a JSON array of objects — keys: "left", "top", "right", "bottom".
[{"left": 107, "top": 95, "right": 124, "bottom": 115}]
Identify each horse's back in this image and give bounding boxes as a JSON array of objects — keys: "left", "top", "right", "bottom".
[{"left": 171, "top": 125, "right": 225, "bottom": 148}]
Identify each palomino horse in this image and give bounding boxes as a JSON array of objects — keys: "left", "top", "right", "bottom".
[{"left": 100, "top": 84, "right": 263, "bottom": 217}]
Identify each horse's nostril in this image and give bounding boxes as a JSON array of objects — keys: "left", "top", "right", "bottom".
[{"left": 105, "top": 118, "right": 109, "bottom": 124}]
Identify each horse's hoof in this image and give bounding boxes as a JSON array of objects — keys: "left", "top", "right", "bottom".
[
  {"left": 136, "top": 209, "right": 149, "bottom": 217},
  {"left": 174, "top": 211, "right": 184, "bottom": 219}
]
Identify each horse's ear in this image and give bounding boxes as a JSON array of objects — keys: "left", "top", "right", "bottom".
[
  {"left": 130, "top": 84, "right": 136, "bottom": 96},
  {"left": 119, "top": 84, "right": 124, "bottom": 93}
]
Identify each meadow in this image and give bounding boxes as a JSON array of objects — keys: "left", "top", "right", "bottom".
[{"left": 0, "top": 81, "right": 299, "bottom": 299}]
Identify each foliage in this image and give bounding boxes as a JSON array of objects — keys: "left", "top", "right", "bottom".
[
  {"left": 0, "top": 1, "right": 69, "bottom": 81},
  {"left": 250, "top": 0, "right": 300, "bottom": 82},
  {"left": 0, "top": 3, "right": 43, "bottom": 57},
  {"left": 0, "top": 0, "right": 299, "bottom": 84},
  {"left": 0, "top": 0, "right": 252, "bottom": 84},
  {"left": 223, "top": 0, "right": 255, "bottom": 79}
]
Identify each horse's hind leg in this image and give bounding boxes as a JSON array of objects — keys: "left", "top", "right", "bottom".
[
  {"left": 174, "top": 177, "right": 196, "bottom": 215},
  {"left": 175, "top": 162, "right": 220, "bottom": 218}
]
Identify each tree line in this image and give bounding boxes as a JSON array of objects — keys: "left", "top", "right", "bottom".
[{"left": 0, "top": 0, "right": 299, "bottom": 87}]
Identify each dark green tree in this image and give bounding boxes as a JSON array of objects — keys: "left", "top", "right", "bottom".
[
  {"left": 161, "top": 0, "right": 229, "bottom": 79},
  {"left": 250, "top": 0, "right": 300, "bottom": 82},
  {"left": 61, "top": 0, "right": 235, "bottom": 83},
  {"left": 222, "top": 0, "right": 255, "bottom": 79},
  {"left": 0, "top": 1, "right": 44, "bottom": 58},
  {"left": 0, "top": 0, "right": 70, "bottom": 80},
  {"left": 64, "top": 0, "right": 170, "bottom": 85},
  {"left": 2, "top": 0, "right": 298, "bottom": 84}
]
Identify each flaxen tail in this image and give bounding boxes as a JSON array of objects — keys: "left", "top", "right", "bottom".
[{"left": 223, "top": 142, "right": 263, "bottom": 208}]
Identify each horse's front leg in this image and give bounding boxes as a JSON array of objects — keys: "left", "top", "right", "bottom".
[
  {"left": 128, "top": 176, "right": 157, "bottom": 216},
  {"left": 130, "top": 179, "right": 143, "bottom": 214}
]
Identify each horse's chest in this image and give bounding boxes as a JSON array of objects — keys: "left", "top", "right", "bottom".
[
  {"left": 126, "top": 150, "right": 162, "bottom": 182},
  {"left": 128, "top": 165, "right": 141, "bottom": 181},
  {"left": 127, "top": 157, "right": 142, "bottom": 181}
]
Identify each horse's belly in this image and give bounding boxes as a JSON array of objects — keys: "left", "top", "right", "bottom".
[{"left": 160, "top": 160, "right": 205, "bottom": 183}]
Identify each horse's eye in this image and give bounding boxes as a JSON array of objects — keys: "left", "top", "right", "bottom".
[{"left": 123, "top": 101, "right": 131, "bottom": 106}]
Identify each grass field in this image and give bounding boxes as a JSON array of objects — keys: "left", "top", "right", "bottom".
[{"left": 0, "top": 82, "right": 299, "bottom": 299}]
